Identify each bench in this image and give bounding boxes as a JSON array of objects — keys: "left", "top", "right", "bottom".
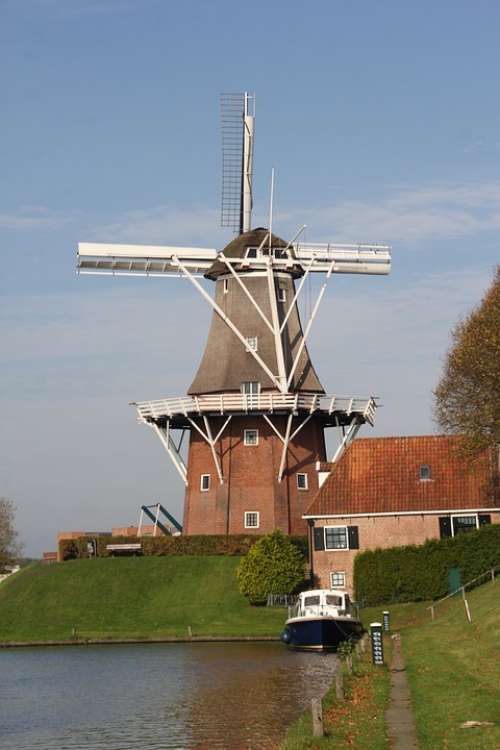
[{"left": 106, "top": 543, "right": 142, "bottom": 557}]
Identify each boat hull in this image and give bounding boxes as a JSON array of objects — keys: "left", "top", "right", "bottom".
[{"left": 281, "top": 616, "right": 364, "bottom": 652}]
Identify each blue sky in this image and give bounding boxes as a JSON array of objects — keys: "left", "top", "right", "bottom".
[{"left": 1, "top": 0, "right": 499, "bottom": 555}]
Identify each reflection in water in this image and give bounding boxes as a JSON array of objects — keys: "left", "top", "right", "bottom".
[{"left": 0, "top": 643, "right": 337, "bottom": 750}]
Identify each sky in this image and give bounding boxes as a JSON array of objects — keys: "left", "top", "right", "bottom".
[{"left": 1, "top": 0, "right": 499, "bottom": 556}]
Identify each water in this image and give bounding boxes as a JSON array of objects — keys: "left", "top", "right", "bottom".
[{"left": 0, "top": 643, "right": 337, "bottom": 750}]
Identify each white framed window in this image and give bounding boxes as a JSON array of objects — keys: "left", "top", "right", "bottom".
[
  {"left": 278, "top": 287, "right": 286, "bottom": 302},
  {"left": 324, "top": 526, "right": 349, "bottom": 550},
  {"left": 200, "top": 474, "right": 210, "bottom": 492},
  {"left": 241, "top": 381, "right": 260, "bottom": 396},
  {"left": 223, "top": 278, "right": 229, "bottom": 294},
  {"left": 330, "top": 571, "right": 346, "bottom": 588},
  {"left": 245, "top": 247, "right": 258, "bottom": 259},
  {"left": 297, "top": 473, "right": 308, "bottom": 490},
  {"left": 419, "top": 464, "right": 432, "bottom": 481},
  {"left": 245, "top": 336, "right": 258, "bottom": 352},
  {"left": 451, "top": 514, "right": 478, "bottom": 536},
  {"left": 244, "top": 429, "right": 259, "bottom": 446},
  {"left": 245, "top": 511, "right": 260, "bottom": 528}
]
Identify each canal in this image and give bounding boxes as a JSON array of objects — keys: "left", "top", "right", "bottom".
[{"left": 0, "top": 642, "right": 337, "bottom": 749}]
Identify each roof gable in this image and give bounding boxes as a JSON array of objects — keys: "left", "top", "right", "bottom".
[{"left": 306, "top": 435, "right": 496, "bottom": 517}]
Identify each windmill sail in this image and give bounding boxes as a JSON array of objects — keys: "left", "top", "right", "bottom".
[{"left": 220, "top": 92, "right": 255, "bottom": 234}]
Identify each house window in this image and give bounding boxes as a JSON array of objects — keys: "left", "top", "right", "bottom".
[
  {"left": 330, "top": 571, "right": 346, "bottom": 588},
  {"left": 245, "top": 511, "right": 259, "bottom": 528},
  {"left": 244, "top": 429, "right": 259, "bottom": 446},
  {"left": 278, "top": 287, "right": 286, "bottom": 302},
  {"left": 200, "top": 474, "right": 210, "bottom": 491},
  {"left": 452, "top": 514, "right": 478, "bottom": 536},
  {"left": 419, "top": 464, "right": 431, "bottom": 481},
  {"left": 297, "top": 473, "right": 308, "bottom": 490},
  {"left": 223, "top": 278, "right": 228, "bottom": 294},
  {"left": 245, "top": 336, "right": 258, "bottom": 352},
  {"left": 325, "top": 526, "right": 349, "bottom": 550}
]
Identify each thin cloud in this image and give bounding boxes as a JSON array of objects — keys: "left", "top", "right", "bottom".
[{"left": 0, "top": 206, "right": 74, "bottom": 230}]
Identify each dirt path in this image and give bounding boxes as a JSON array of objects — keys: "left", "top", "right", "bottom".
[{"left": 385, "top": 635, "right": 419, "bottom": 749}]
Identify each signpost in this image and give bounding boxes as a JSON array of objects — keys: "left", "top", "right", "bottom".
[
  {"left": 383, "top": 610, "right": 390, "bottom": 632},
  {"left": 370, "top": 622, "right": 384, "bottom": 665}
]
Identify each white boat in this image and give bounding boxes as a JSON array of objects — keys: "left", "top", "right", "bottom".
[{"left": 281, "top": 589, "right": 363, "bottom": 651}]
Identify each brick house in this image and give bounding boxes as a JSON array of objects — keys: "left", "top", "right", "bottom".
[{"left": 304, "top": 435, "right": 500, "bottom": 596}]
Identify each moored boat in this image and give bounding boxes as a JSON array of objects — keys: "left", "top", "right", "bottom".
[{"left": 281, "top": 589, "right": 363, "bottom": 651}]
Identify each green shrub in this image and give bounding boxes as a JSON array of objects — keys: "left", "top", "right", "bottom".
[
  {"left": 59, "top": 533, "right": 307, "bottom": 561},
  {"left": 236, "top": 529, "right": 306, "bottom": 605},
  {"left": 354, "top": 524, "right": 500, "bottom": 606}
]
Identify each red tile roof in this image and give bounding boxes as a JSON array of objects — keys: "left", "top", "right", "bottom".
[{"left": 306, "top": 435, "right": 497, "bottom": 516}]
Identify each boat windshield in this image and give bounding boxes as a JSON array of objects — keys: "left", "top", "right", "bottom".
[
  {"left": 304, "top": 595, "right": 321, "bottom": 607},
  {"left": 326, "top": 595, "right": 343, "bottom": 607}
]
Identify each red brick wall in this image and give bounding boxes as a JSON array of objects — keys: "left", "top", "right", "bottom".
[
  {"left": 184, "top": 415, "right": 326, "bottom": 535},
  {"left": 312, "top": 512, "right": 500, "bottom": 596}
]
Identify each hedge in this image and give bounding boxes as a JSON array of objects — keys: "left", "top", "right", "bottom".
[
  {"left": 59, "top": 534, "right": 308, "bottom": 561},
  {"left": 353, "top": 524, "right": 500, "bottom": 606}
]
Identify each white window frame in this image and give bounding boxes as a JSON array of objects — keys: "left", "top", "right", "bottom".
[
  {"left": 223, "top": 278, "right": 229, "bottom": 294},
  {"left": 419, "top": 464, "right": 432, "bottom": 481},
  {"left": 278, "top": 287, "right": 286, "bottom": 302},
  {"left": 324, "top": 525, "right": 349, "bottom": 551},
  {"left": 451, "top": 513, "right": 479, "bottom": 536},
  {"left": 245, "top": 247, "right": 258, "bottom": 259},
  {"left": 245, "top": 336, "right": 258, "bottom": 352},
  {"left": 244, "top": 429, "right": 259, "bottom": 446},
  {"left": 330, "top": 571, "right": 346, "bottom": 588},
  {"left": 297, "top": 473, "right": 308, "bottom": 490},
  {"left": 244, "top": 511, "right": 260, "bottom": 529},
  {"left": 241, "top": 381, "right": 260, "bottom": 396},
  {"left": 200, "top": 474, "right": 210, "bottom": 492}
]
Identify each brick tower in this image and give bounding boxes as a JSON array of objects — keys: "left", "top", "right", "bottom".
[{"left": 77, "top": 92, "right": 391, "bottom": 536}]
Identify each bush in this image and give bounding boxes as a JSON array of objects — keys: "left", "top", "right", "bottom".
[
  {"left": 236, "top": 529, "right": 306, "bottom": 605},
  {"left": 59, "top": 533, "right": 307, "bottom": 562},
  {"left": 354, "top": 524, "right": 500, "bottom": 606}
]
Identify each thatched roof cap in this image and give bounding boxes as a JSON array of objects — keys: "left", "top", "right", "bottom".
[{"left": 205, "top": 227, "right": 303, "bottom": 280}]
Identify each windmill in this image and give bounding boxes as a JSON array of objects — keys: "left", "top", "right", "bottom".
[{"left": 77, "top": 92, "right": 391, "bottom": 537}]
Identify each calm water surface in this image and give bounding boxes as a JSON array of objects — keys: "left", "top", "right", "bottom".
[{"left": 0, "top": 643, "right": 337, "bottom": 750}]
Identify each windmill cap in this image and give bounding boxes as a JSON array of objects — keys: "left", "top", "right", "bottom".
[{"left": 204, "top": 227, "right": 303, "bottom": 279}]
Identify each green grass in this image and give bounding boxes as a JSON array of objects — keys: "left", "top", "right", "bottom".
[
  {"left": 279, "top": 657, "right": 390, "bottom": 750},
  {"left": 0, "top": 557, "right": 287, "bottom": 642},
  {"left": 362, "top": 583, "right": 500, "bottom": 750}
]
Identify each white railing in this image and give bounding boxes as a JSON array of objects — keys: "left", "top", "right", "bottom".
[{"left": 133, "top": 393, "right": 377, "bottom": 423}]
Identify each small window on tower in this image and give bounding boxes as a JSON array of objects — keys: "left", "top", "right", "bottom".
[
  {"left": 200, "top": 474, "right": 210, "bottom": 491},
  {"left": 244, "top": 429, "right": 259, "bottom": 446},
  {"left": 245, "top": 247, "right": 258, "bottom": 259},
  {"left": 245, "top": 336, "right": 258, "bottom": 352},
  {"left": 223, "top": 278, "right": 228, "bottom": 294},
  {"left": 297, "top": 473, "right": 308, "bottom": 490},
  {"left": 245, "top": 511, "right": 260, "bottom": 528},
  {"left": 278, "top": 287, "right": 286, "bottom": 302},
  {"left": 419, "top": 464, "right": 432, "bottom": 481}
]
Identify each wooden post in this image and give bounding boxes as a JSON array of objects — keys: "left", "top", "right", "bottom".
[
  {"left": 430, "top": 606, "right": 435, "bottom": 620},
  {"left": 311, "top": 698, "right": 324, "bottom": 737},
  {"left": 492, "top": 568, "right": 495, "bottom": 583},
  {"left": 463, "top": 598, "right": 472, "bottom": 623},
  {"left": 346, "top": 654, "right": 353, "bottom": 674},
  {"left": 335, "top": 668, "right": 344, "bottom": 701}
]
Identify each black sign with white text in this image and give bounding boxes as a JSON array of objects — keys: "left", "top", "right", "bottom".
[{"left": 370, "top": 622, "right": 384, "bottom": 665}]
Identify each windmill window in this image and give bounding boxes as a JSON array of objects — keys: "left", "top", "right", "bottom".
[
  {"left": 244, "top": 429, "right": 259, "bottom": 446},
  {"left": 419, "top": 464, "right": 432, "bottom": 481},
  {"left": 330, "top": 571, "right": 346, "bottom": 588},
  {"left": 245, "top": 336, "right": 258, "bottom": 352},
  {"left": 245, "top": 247, "right": 258, "bottom": 259},
  {"left": 200, "top": 474, "right": 210, "bottom": 491},
  {"left": 245, "top": 511, "right": 260, "bottom": 528},
  {"left": 278, "top": 287, "right": 286, "bottom": 302},
  {"left": 297, "top": 473, "right": 308, "bottom": 490},
  {"left": 223, "top": 278, "right": 228, "bottom": 294}
]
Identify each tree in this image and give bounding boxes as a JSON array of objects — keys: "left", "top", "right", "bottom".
[
  {"left": 236, "top": 530, "right": 306, "bottom": 605},
  {"left": 0, "top": 497, "right": 22, "bottom": 570},
  {"left": 434, "top": 266, "right": 500, "bottom": 457}
]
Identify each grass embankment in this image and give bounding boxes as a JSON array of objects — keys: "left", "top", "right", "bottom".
[
  {"left": 0, "top": 557, "right": 287, "bottom": 643},
  {"left": 279, "top": 655, "right": 390, "bottom": 750},
  {"left": 363, "top": 580, "right": 500, "bottom": 750}
]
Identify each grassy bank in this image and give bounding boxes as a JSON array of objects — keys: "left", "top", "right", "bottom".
[
  {"left": 279, "top": 652, "right": 390, "bottom": 750},
  {"left": 363, "top": 580, "right": 500, "bottom": 750},
  {"left": 0, "top": 557, "right": 287, "bottom": 642}
]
